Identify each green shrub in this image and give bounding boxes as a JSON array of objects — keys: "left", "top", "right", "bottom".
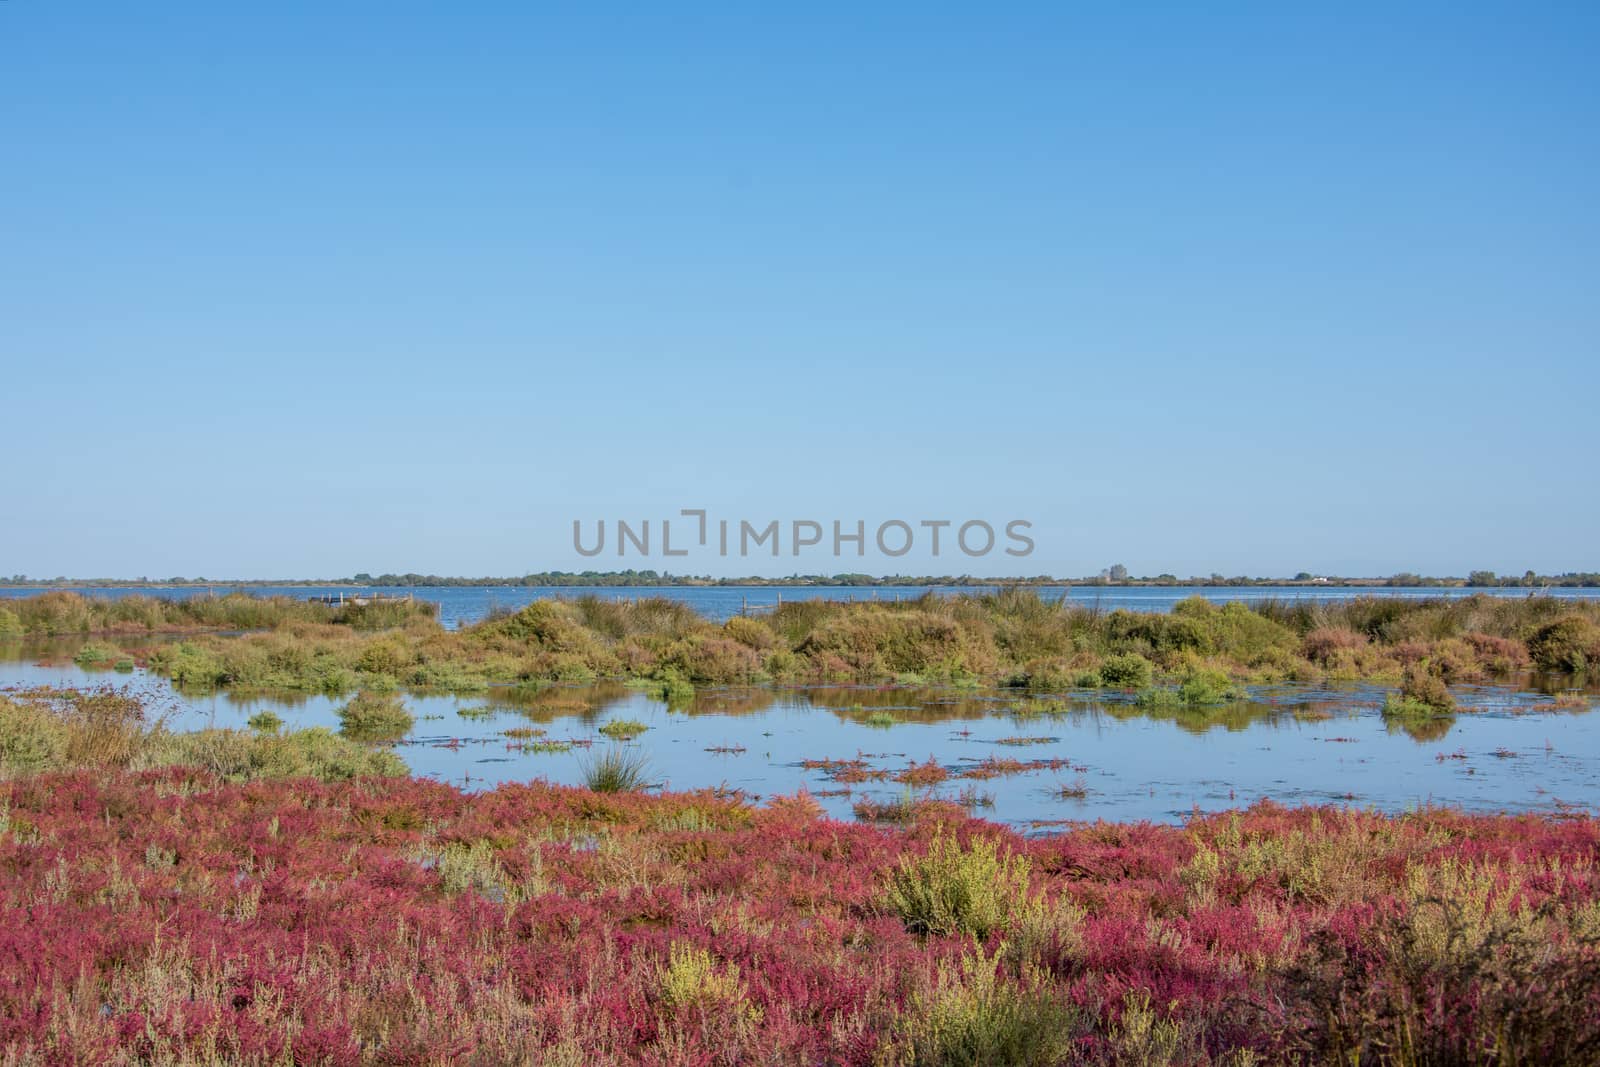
[
  {"left": 72, "top": 641, "right": 120, "bottom": 668},
  {"left": 154, "top": 642, "right": 229, "bottom": 690},
  {"left": 1098, "top": 653, "right": 1154, "bottom": 689},
  {"left": 0, "top": 696, "right": 67, "bottom": 773},
  {"left": 882, "top": 832, "right": 1031, "bottom": 940},
  {"left": 1134, "top": 687, "right": 1185, "bottom": 709},
  {"left": 410, "top": 661, "right": 491, "bottom": 692},
  {"left": 883, "top": 947, "right": 1077, "bottom": 1067},
  {"left": 356, "top": 637, "right": 415, "bottom": 676},
  {"left": 1108, "top": 991, "right": 1186, "bottom": 1066},
  {"left": 722, "top": 615, "right": 778, "bottom": 651},
  {"left": 658, "top": 942, "right": 749, "bottom": 1016},
  {"left": 1176, "top": 667, "right": 1242, "bottom": 705},
  {"left": 1382, "top": 695, "right": 1451, "bottom": 724},
  {"left": 0, "top": 608, "right": 22, "bottom": 638},
  {"left": 1528, "top": 616, "right": 1600, "bottom": 673},
  {"left": 336, "top": 691, "right": 414, "bottom": 741},
  {"left": 1401, "top": 661, "right": 1455, "bottom": 712},
  {"left": 763, "top": 648, "right": 801, "bottom": 680},
  {"left": 656, "top": 634, "right": 763, "bottom": 684},
  {"left": 638, "top": 668, "right": 695, "bottom": 704},
  {"left": 1016, "top": 662, "right": 1074, "bottom": 692},
  {"left": 147, "top": 728, "right": 258, "bottom": 778},
  {"left": 257, "top": 727, "right": 407, "bottom": 779},
  {"left": 598, "top": 718, "right": 648, "bottom": 740}
]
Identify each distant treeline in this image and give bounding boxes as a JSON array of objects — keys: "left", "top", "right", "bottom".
[{"left": 4, "top": 569, "right": 1599, "bottom": 588}]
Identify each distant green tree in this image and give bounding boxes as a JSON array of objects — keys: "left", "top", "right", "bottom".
[{"left": 1467, "top": 570, "right": 1498, "bottom": 587}]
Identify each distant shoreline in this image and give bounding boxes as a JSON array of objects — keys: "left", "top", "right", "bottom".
[{"left": 3, "top": 573, "right": 1598, "bottom": 590}]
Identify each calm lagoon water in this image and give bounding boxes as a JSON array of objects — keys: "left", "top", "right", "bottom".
[
  {"left": 4, "top": 583, "right": 1600, "bottom": 628},
  {"left": 5, "top": 638, "right": 1597, "bottom": 829}
]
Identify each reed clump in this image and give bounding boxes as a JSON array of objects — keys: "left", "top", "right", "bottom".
[{"left": 580, "top": 747, "right": 652, "bottom": 793}]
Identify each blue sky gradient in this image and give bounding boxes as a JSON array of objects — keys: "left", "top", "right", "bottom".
[{"left": 2, "top": 3, "right": 1596, "bottom": 578}]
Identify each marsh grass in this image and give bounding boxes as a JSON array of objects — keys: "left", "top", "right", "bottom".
[
  {"left": 0, "top": 687, "right": 401, "bottom": 781},
  {"left": 5, "top": 590, "right": 434, "bottom": 637},
  {"left": 884, "top": 947, "right": 1078, "bottom": 1067},
  {"left": 581, "top": 747, "right": 651, "bottom": 793}
]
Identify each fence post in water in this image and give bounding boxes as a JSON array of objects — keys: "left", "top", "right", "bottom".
[{"left": 742, "top": 595, "right": 747, "bottom": 616}]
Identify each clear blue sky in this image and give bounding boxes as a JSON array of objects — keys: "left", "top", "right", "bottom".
[{"left": 2, "top": 3, "right": 1596, "bottom": 580}]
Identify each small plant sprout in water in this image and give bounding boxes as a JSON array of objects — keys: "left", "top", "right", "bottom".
[
  {"left": 71, "top": 641, "right": 121, "bottom": 669},
  {"left": 246, "top": 710, "right": 284, "bottom": 735},
  {"left": 1054, "top": 777, "right": 1089, "bottom": 800},
  {"left": 598, "top": 719, "right": 649, "bottom": 741}
]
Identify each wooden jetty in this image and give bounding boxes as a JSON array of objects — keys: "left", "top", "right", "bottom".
[{"left": 306, "top": 591, "right": 416, "bottom": 607}]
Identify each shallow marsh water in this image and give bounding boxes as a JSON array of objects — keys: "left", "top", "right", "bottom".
[
  {"left": 0, "top": 639, "right": 1593, "bottom": 831},
  {"left": 6, "top": 637, "right": 1598, "bottom": 828}
]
